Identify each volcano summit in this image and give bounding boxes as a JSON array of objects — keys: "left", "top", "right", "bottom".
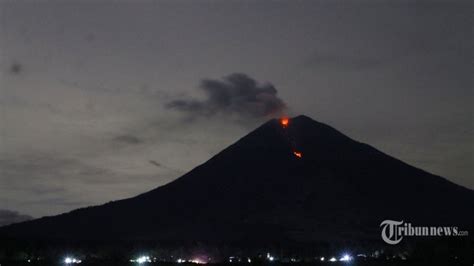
[{"left": 1, "top": 115, "right": 473, "bottom": 246}]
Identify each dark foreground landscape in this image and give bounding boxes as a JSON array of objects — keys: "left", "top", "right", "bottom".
[{"left": 0, "top": 260, "right": 469, "bottom": 266}]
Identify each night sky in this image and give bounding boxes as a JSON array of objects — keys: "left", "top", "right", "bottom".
[{"left": 0, "top": 1, "right": 472, "bottom": 223}]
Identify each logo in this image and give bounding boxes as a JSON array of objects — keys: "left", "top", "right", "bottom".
[
  {"left": 380, "top": 220, "right": 469, "bottom": 245},
  {"left": 380, "top": 220, "right": 404, "bottom": 244}
]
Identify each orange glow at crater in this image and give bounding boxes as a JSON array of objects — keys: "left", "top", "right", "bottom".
[
  {"left": 293, "top": 151, "right": 302, "bottom": 158},
  {"left": 281, "top": 117, "right": 289, "bottom": 127}
]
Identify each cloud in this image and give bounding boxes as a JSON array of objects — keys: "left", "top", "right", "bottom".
[
  {"left": 167, "top": 73, "right": 287, "bottom": 118},
  {"left": 0, "top": 209, "right": 33, "bottom": 226},
  {"left": 149, "top": 160, "right": 162, "bottom": 167},
  {"left": 114, "top": 135, "right": 143, "bottom": 145},
  {"left": 9, "top": 62, "right": 23, "bottom": 75}
]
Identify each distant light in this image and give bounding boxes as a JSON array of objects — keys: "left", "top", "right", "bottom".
[
  {"left": 293, "top": 151, "right": 302, "bottom": 158},
  {"left": 339, "top": 254, "right": 352, "bottom": 262},
  {"left": 266, "top": 253, "right": 275, "bottom": 261},
  {"left": 248, "top": 258, "right": 252, "bottom": 263},
  {"left": 320, "top": 257, "right": 325, "bottom": 261},
  {"left": 64, "top": 257, "right": 81, "bottom": 264},
  {"left": 329, "top": 257, "right": 337, "bottom": 262},
  {"left": 281, "top": 118, "right": 289, "bottom": 127},
  {"left": 131, "top": 256, "right": 151, "bottom": 264},
  {"left": 177, "top": 258, "right": 185, "bottom": 263},
  {"left": 190, "top": 258, "right": 207, "bottom": 264}
]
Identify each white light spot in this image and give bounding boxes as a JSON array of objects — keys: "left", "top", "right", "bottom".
[{"left": 340, "top": 254, "right": 352, "bottom": 262}]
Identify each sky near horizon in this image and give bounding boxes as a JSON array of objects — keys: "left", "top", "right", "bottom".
[{"left": 0, "top": 0, "right": 472, "bottom": 222}]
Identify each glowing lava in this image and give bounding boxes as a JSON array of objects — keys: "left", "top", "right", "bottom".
[
  {"left": 281, "top": 117, "right": 302, "bottom": 158},
  {"left": 280, "top": 117, "right": 289, "bottom": 128},
  {"left": 293, "top": 151, "right": 302, "bottom": 158}
]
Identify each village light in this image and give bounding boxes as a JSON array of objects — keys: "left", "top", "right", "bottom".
[
  {"left": 329, "top": 257, "right": 337, "bottom": 262},
  {"left": 339, "top": 254, "right": 352, "bottom": 262},
  {"left": 190, "top": 258, "right": 207, "bottom": 264},
  {"left": 130, "top": 256, "right": 151, "bottom": 264},
  {"left": 64, "top": 257, "right": 81, "bottom": 264},
  {"left": 266, "top": 253, "right": 275, "bottom": 261}
]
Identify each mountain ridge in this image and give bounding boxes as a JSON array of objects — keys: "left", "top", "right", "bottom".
[{"left": 1, "top": 115, "right": 473, "bottom": 244}]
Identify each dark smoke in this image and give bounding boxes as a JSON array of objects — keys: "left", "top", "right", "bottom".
[{"left": 167, "top": 73, "right": 287, "bottom": 118}]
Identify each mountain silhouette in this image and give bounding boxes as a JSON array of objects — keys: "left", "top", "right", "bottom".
[{"left": 1, "top": 115, "right": 473, "bottom": 245}]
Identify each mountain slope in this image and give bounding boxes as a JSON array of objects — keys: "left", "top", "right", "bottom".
[{"left": 1, "top": 115, "right": 473, "bottom": 244}]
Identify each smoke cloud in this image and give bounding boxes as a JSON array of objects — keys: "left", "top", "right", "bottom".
[{"left": 167, "top": 73, "right": 287, "bottom": 118}]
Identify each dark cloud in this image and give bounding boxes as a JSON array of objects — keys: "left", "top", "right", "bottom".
[
  {"left": 114, "top": 135, "right": 143, "bottom": 145},
  {"left": 148, "top": 160, "right": 180, "bottom": 173},
  {"left": 9, "top": 62, "right": 22, "bottom": 75},
  {"left": 0, "top": 209, "right": 33, "bottom": 226},
  {"left": 149, "top": 160, "right": 162, "bottom": 167},
  {"left": 167, "top": 73, "right": 287, "bottom": 118}
]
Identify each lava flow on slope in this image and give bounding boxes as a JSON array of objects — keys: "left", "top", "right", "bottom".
[{"left": 280, "top": 117, "right": 303, "bottom": 159}]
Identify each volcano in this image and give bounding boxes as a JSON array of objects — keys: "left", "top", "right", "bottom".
[{"left": 1, "top": 115, "right": 473, "bottom": 245}]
